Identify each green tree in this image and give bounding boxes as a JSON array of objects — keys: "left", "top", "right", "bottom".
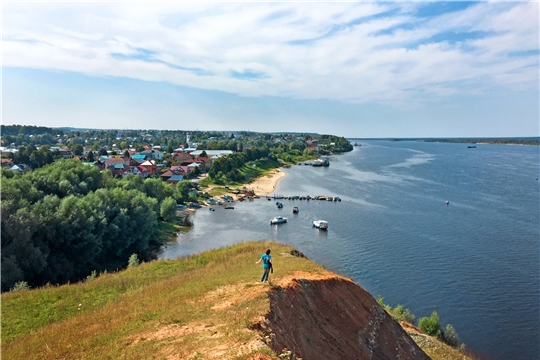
[
  {"left": 160, "top": 197, "right": 177, "bottom": 222},
  {"left": 119, "top": 141, "right": 128, "bottom": 150},
  {"left": 444, "top": 324, "right": 460, "bottom": 347},
  {"left": 174, "top": 180, "right": 192, "bottom": 203},
  {"left": 418, "top": 311, "right": 443, "bottom": 339},
  {"left": 71, "top": 144, "right": 84, "bottom": 156}
]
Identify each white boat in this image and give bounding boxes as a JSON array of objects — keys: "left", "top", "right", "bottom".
[
  {"left": 270, "top": 216, "right": 288, "bottom": 224},
  {"left": 312, "top": 220, "right": 328, "bottom": 230}
]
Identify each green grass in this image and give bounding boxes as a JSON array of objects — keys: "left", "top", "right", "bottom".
[{"left": 1, "top": 241, "right": 325, "bottom": 359}]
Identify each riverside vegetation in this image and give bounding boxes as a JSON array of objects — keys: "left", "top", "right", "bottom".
[
  {"left": 2, "top": 241, "right": 474, "bottom": 360},
  {"left": 1, "top": 127, "right": 353, "bottom": 292}
]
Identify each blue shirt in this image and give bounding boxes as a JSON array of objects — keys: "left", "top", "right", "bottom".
[{"left": 261, "top": 254, "right": 272, "bottom": 269}]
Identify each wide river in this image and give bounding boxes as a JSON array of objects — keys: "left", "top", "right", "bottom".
[{"left": 160, "top": 140, "right": 539, "bottom": 360}]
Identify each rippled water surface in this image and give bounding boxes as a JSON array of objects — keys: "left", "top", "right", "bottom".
[{"left": 160, "top": 141, "right": 540, "bottom": 360}]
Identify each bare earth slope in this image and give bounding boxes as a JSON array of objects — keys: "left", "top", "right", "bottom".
[{"left": 261, "top": 274, "right": 430, "bottom": 360}]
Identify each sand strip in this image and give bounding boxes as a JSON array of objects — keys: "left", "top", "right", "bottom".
[{"left": 250, "top": 168, "right": 286, "bottom": 196}]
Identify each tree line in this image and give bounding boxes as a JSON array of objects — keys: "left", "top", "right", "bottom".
[{"left": 1, "top": 159, "right": 193, "bottom": 292}]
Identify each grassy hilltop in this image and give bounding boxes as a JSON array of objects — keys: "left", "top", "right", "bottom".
[{"left": 2, "top": 241, "right": 473, "bottom": 360}]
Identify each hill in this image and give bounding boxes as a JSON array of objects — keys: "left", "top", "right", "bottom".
[{"left": 1, "top": 241, "right": 474, "bottom": 359}]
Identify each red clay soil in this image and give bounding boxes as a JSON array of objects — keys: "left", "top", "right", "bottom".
[{"left": 263, "top": 275, "right": 430, "bottom": 360}]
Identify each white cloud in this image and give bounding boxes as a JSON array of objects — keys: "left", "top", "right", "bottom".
[{"left": 3, "top": 2, "right": 538, "bottom": 106}]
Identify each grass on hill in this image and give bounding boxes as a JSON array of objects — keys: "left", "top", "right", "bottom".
[
  {"left": 1, "top": 241, "right": 324, "bottom": 359},
  {"left": 2, "top": 240, "right": 476, "bottom": 360}
]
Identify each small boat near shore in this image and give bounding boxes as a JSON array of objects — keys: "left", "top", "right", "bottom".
[
  {"left": 313, "top": 220, "right": 328, "bottom": 230},
  {"left": 270, "top": 216, "right": 287, "bottom": 224},
  {"left": 224, "top": 206, "right": 234, "bottom": 210},
  {"left": 293, "top": 207, "right": 299, "bottom": 214}
]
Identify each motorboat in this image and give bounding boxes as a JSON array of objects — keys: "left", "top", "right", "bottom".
[
  {"left": 293, "top": 207, "right": 299, "bottom": 214},
  {"left": 276, "top": 202, "right": 283, "bottom": 208},
  {"left": 312, "top": 220, "right": 328, "bottom": 230},
  {"left": 270, "top": 216, "right": 288, "bottom": 224}
]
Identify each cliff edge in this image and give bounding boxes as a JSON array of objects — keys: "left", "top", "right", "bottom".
[{"left": 260, "top": 273, "right": 430, "bottom": 360}]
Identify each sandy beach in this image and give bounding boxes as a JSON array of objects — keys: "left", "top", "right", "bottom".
[{"left": 249, "top": 168, "right": 287, "bottom": 196}]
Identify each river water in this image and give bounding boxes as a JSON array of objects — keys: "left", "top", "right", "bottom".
[{"left": 160, "top": 140, "right": 540, "bottom": 360}]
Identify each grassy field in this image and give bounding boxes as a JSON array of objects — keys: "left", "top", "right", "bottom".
[{"left": 1, "top": 241, "right": 324, "bottom": 359}]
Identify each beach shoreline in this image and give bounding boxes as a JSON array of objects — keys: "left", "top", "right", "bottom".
[{"left": 249, "top": 168, "right": 287, "bottom": 196}]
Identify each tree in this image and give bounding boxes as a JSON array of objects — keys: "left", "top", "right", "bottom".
[
  {"left": 119, "top": 141, "right": 128, "bottom": 150},
  {"left": 418, "top": 311, "right": 443, "bottom": 339},
  {"left": 444, "top": 324, "right": 460, "bottom": 347},
  {"left": 87, "top": 151, "right": 95, "bottom": 162},
  {"left": 99, "top": 148, "right": 108, "bottom": 156},
  {"left": 71, "top": 144, "right": 84, "bottom": 156},
  {"left": 160, "top": 197, "right": 177, "bottom": 222},
  {"left": 123, "top": 150, "right": 130, "bottom": 158}
]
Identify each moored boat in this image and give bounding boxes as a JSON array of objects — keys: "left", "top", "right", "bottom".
[
  {"left": 270, "top": 216, "right": 287, "bottom": 224},
  {"left": 312, "top": 220, "right": 328, "bottom": 230},
  {"left": 293, "top": 207, "right": 299, "bottom": 214}
]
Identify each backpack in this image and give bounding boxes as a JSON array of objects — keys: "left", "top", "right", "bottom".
[{"left": 262, "top": 254, "right": 270, "bottom": 265}]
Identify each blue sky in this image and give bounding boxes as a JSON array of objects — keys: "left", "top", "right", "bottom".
[{"left": 3, "top": 2, "right": 538, "bottom": 137}]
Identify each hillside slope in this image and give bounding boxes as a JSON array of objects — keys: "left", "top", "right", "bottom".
[{"left": 2, "top": 241, "right": 473, "bottom": 360}]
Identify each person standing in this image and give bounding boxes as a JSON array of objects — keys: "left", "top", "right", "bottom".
[{"left": 255, "top": 249, "right": 272, "bottom": 282}]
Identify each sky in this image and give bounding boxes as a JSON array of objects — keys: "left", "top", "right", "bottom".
[{"left": 2, "top": 1, "right": 539, "bottom": 138}]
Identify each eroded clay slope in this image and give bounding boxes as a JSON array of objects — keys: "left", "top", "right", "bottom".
[{"left": 264, "top": 275, "right": 431, "bottom": 360}]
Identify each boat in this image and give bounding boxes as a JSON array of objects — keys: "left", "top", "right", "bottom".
[
  {"left": 312, "top": 220, "right": 328, "bottom": 230},
  {"left": 270, "top": 216, "right": 287, "bottom": 224},
  {"left": 209, "top": 207, "right": 215, "bottom": 211},
  {"left": 276, "top": 202, "right": 283, "bottom": 208},
  {"left": 312, "top": 158, "right": 329, "bottom": 167},
  {"left": 224, "top": 206, "right": 234, "bottom": 210},
  {"left": 293, "top": 207, "right": 299, "bottom": 214},
  {"left": 467, "top": 145, "right": 477, "bottom": 148}
]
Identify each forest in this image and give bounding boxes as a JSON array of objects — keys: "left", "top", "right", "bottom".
[{"left": 1, "top": 160, "right": 193, "bottom": 292}]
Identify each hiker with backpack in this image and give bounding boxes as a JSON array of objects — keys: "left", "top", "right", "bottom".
[{"left": 255, "top": 249, "right": 272, "bottom": 282}]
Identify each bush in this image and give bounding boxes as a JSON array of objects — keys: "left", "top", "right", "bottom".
[
  {"left": 128, "top": 254, "right": 140, "bottom": 268},
  {"left": 418, "top": 311, "right": 443, "bottom": 339},
  {"left": 85, "top": 270, "right": 97, "bottom": 282},
  {"left": 376, "top": 297, "right": 415, "bottom": 324},
  {"left": 11, "top": 281, "right": 30, "bottom": 292},
  {"left": 391, "top": 304, "right": 415, "bottom": 324},
  {"left": 444, "top": 323, "right": 460, "bottom": 347}
]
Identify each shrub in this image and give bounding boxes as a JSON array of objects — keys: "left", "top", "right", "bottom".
[
  {"left": 128, "top": 254, "right": 140, "bottom": 268},
  {"left": 85, "top": 270, "right": 97, "bottom": 282},
  {"left": 376, "top": 297, "right": 415, "bottom": 324},
  {"left": 391, "top": 304, "right": 415, "bottom": 324},
  {"left": 418, "top": 311, "right": 443, "bottom": 339},
  {"left": 11, "top": 281, "right": 30, "bottom": 292},
  {"left": 444, "top": 323, "right": 460, "bottom": 347}
]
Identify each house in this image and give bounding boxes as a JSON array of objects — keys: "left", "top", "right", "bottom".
[
  {"left": 190, "top": 150, "right": 233, "bottom": 157},
  {"left": 1, "top": 158, "right": 13, "bottom": 167},
  {"left": 102, "top": 157, "right": 129, "bottom": 176},
  {"left": 132, "top": 153, "right": 147, "bottom": 162},
  {"left": 9, "top": 164, "right": 32, "bottom": 173},
  {"left": 110, "top": 163, "right": 130, "bottom": 177},
  {"left": 123, "top": 165, "right": 149, "bottom": 178},
  {"left": 160, "top": 169, "right": 174, "bottom": 180},
  {"left": 140, "top": 160, "right": 157, "bottom": 175},
  {"left": 58, "top": 147, "right": 73, "bottom": 158},
  {"left": 173, "top": 152, "right": 194, "bottom": 163},
  {"left": 167, "top": 175, "right": 184, "bottom": 185},
  {"left": 140, "top": 149, "right": 164, "bottom": 160},
  {"left": 306, "top": 144, "right": 320, "bottom": 152},
  {"left": 170, "top": 165, "right": 190, "bottom": 177}
]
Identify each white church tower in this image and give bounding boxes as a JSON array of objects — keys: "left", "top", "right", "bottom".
[{"left": 186, "top": 132, "right": 191, "bottom": 148}]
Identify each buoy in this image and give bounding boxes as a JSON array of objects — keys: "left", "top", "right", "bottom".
[{"left": 446, "top": 200, "right": 449, "bottom": 205}]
